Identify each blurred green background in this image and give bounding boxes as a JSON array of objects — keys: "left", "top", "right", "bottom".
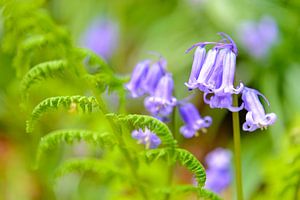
[{"left": 0, "top": 0, "right": 300, "bottom": 199}]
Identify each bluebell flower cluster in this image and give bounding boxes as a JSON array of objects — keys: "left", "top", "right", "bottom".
[
  {"left": 80, "top": 18, "right": 119, "bottom": 60},
  {"left": 238, "top": 16, "right": 278, "bottom": 59},
  {"left": 131, "top": 128, "right": 161, "bottom": 149},
  {"left": 204, "top": 148, "right": 232, "bottom": 194},
  {"left": 186, "top": 33, "right": 244, "bottom": 112},
  {"left": 126, "top": 58, "right": 176, "bottom": 120},
  {"left": 186, "top": 33, "right": 277, "bottom": 131},
  {"left": 126, "top": 57, "right": 212, "bottom": 139}
]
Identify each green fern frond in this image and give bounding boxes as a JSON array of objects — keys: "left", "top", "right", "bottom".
[
  {"left": 143, "top": 148, "right": 206, "bottom": 187},
  {"left": 36, "top": 129, "right": 115, "bottom": 165},
  {"left": 106, "top": 114, "right": 177, "bottom": 148},
  {"left": 77, "top": 48, "right": 127, "bottom": 94},
  {"left": 74, "top": 48, "right": 110, "bottom": 71},
  {"left": 155, "top": 186, "right": 221, "bottom": 200},
  {"left": 26, "top": 95, "right": 99, "bottom": 133},
  {"left": 198, "top": 188, "right": 222, "bottom": 200},
  {"left": 20, "top": 60, "right": 67, "bottom": 96},
  {"left": 85, "top": 73, "right": 127, "bottom": 94},
  {"left": 144, "top": 148, "right": 169, "bottom": 163},
  {"left": 14, "top": 32, "right": 70, "bottom": 77},
  {"left": 53, "top": 158, "right": 124, "bottom": 182},
  {"left": 175, "top": 148, "right": 206, "bottom": 187}
]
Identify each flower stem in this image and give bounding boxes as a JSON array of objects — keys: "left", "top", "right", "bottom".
[{"left": 232, "top": 94, "right": 243, "bottom": 200}]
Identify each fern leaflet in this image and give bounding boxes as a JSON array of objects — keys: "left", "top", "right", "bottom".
[
  {"left": 143, "top": 148, "right": 206, "bottom": 187},
  {"left": 26, "top": 95, "right": 99, "bottom": 133},
  {"left": 36, "top": 129, "right": 115, "bottom": 165},
  {"left": 155, "top": 186, "right": 221, "bottom": 200},
  {"left": 53, "top": 158, "right": 125, "bottom": 182},
  {"left": 20, "top": 60, "right": 67, "bottom": 96}
]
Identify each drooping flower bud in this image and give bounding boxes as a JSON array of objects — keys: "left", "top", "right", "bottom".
[
  {"left": 185, "top": 46, "right": 206, "bottom": 90},
  {"left": 126, "top": 60, "right": 150, "bottom": 98},
  {"left": 144, "top": 73, "right": 176, "bottom": 120},
  {"left": 142, "top": 59, "right": 166, "bottom": 95},
  {"left": 241, "top": 87, "right": 277, "bottom": 131}
]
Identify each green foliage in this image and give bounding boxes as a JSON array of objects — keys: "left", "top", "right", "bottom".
[
  {"left": 258, "top": 141, "right": 300, "bottom": 199},
  {"left": 107, "top": 114, "right": 177, "bottom": 148},
  {"left": 74, "top": 48, "right": 111, "bottom": 72},
  {"left": 198, "top": 188, "right": 222, "bottom": 200},
  {"left": 14, "top": 31, "right": 70, "bottom": 78},
  {"left": 20, "top": 60, "right": 68, "bottom": 96},
  {"left": 144, "top": 148, "right": 206, "bottom": 187},
  {"left": 0, "top": 1, "right": 222, "bottom": 199},
  {"left": 26, "top": 96, "right": 99, "bottom": 133},
  {"left": 53, "top": 158, "right": 124, "bottom": 182},
  {"left": 175, "top": 148, "right": 206, "bottom": 187},
  {"left": 75, "top": 48, "right": 127, "bottom": 95},
  {"left": 36, "top": 129, "right": 115, "bottom": 165},
  {"left": 156, "top": 186, "right": 221, "bottom": 200}
]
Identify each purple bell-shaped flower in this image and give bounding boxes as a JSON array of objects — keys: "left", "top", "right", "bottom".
[
  {"left": 241, "top": 87, "right": 277, "bottom": 131},
  {"left": 178, "top": 103, "right": 212, "bottom": 138},
  {"left": 238, "top": 16, "right": 278, "bottom": 59},
  {"left": 185, "top": 46, "right": 206, "bottom": 90},
  {"left": 126, "top": 60, "right": 150, "bottom": 98},
  {"left": 205, "top": 148, "right": 232, "bottom": 194},
  {"left": 186, "top": 33, "right": 244, "bottom": 111},
  {"left": 142, "top": 59, "right": 166, "bottom": 95},
  {"left": 144, "top": 73, "right": 177, "bottom": 119}
]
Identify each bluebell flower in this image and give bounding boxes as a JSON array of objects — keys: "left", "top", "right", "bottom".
[
  {"left": 205, "top": 148, "right": 232, "bottom": 194},
  {"left": 186, "top": 33, "right": 244, "bottom": 111},
  {"left": 131, "top": 128, "right": 161, "bottom": 149},
  {"left": 144, "top": 73, "right": 177, "bottom": 119},
  {"left": 204, "top": 93, "right": 244, "bottom": 112},
  {"left": 126, "top": 60, "right": 150, "bottom": 98},
  {"left": 142, "top": 58, "right": 166, "bottom": 95},
  {"left": 185, "top": 46, "right": 206, "bottom": 90},
  {"left": 241, "top": 87, "right": 277, "bottom": 131},
  {"left": 81, "top": 19, "right": 119, "bottom": 60},
  {"left": 178, "top": 103, "right": 212, "bottom": 138},
  {"left": 238, "top": 16, "right": 278, "bottom": 58}
]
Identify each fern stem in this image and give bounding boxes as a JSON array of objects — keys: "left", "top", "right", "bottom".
[
  {"left": 111, "top": 123, "right": 149, "bottom": 200},
  {"left": 118, "top": 90, "right": 127, "bottom": 114},
  {"left": 103, "top": 110, "right": 148, "bottom": 199},
  {"left": 92, "top": 92, "right": 149, "bottom": 199},
  {"left": 232, "top": 94, "right": 243, "bottom": 200}
]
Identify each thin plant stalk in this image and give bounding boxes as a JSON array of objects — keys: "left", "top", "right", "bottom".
[{"left": 232, "top": 94, "right": 244, "bottom": 200}]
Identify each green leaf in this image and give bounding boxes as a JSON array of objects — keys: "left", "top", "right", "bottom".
[
  {"left": 36, "top": 129, "right": 115, "bottom": 166},
  {"left": 20, "top": 60, "right": 67, "bottom": 96},
  {"left": 26, "top": 95, "right": 99, "bottom": 133},
  {"left": 106, "top": 114, "right": 177, "bottom": 148}
]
